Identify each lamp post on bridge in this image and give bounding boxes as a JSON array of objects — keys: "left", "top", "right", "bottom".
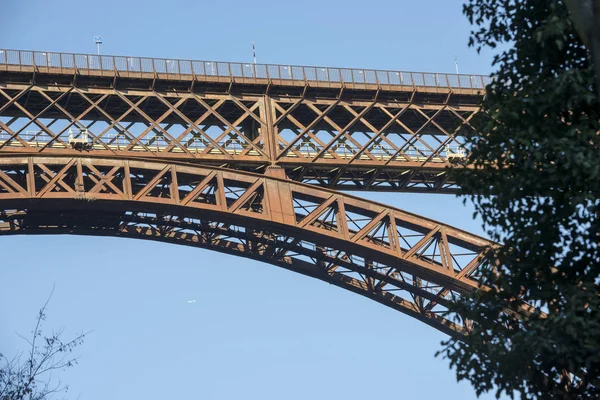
[{"left": 94, "top": 35, "right": 102, "bottom": 55}]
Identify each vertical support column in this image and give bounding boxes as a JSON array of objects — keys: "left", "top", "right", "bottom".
[
  {"left": 75, "top": 158, "right": 84, "bottom": 194},
  {"left": 316, "top": 245, "right": 327, "bottom": 271},
  {"left": 170, "top": 165, "right": 180, "bottom": 204},
  {"left": 241, "top": 116, "right": 259, "bottom": 142},
  {"left": 336, "top": 197, "right": 350, "bottom": 240},
  {"left": 123, "top": 161, "right": 133, "bottom": 200},
  {"left": 261, "top": 94, "right": 294, "bottom": 223},
  {"left": 27, "top": 157, "right": 35, "bottom": 196},
  {"left": 413, "top": 276, "right": 424, "bottom": 311},
  {"left": 260, "top": 94, "right": 278, "bottom": 162},
  {"left": 365, "top": 259, "right": 376, "bottom": 292},
  {"left": 264, "top": 166, "right": 295, "bottom": 225}
]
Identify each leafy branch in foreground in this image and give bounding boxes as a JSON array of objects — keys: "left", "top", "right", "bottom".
[
  {"left": 0, "top": 290, "right": 88, "bottom": 400},
  {"left": 438, "top": 1, "right": 600, "bottom": 399}
]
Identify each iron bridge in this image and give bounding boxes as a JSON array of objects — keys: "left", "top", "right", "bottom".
[{"left": 0, "top": 49, "right": 493, "bottom": 336}]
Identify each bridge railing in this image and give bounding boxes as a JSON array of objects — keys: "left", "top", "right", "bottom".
[
  {"left": 0, "top": 128, "right": 467, "bottom": 162},
  {"left": 0, "top": 49, "right": 492, "bottom": 90}
]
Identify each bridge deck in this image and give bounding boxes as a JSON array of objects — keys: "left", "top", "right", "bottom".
[{"left": 0, "top": 49, "right": 490, "bottom": 96}]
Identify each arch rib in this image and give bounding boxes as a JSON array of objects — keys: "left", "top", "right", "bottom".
[{"left": 0, "top": 156, "right": 495, "bottom": 336}]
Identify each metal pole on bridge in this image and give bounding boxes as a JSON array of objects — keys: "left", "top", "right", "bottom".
[{"left": 94, "top": 35, "right": 103, "bottom": 55}]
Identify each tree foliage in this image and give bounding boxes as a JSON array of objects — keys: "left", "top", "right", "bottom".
[
  {"left": 438, "top": 1, "right": 600, "bottom": 399},
  {"left": 0, "top": 293, "right": 86, "bottom": 400},
  {"left": 564, "top": 0, "right": 600, "bottom": 98}
]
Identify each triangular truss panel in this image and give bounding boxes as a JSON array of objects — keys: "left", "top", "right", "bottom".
[
  {"left": 0, "top": 163, "right": 28, "bottom": 197},
  {"left": 180, "top": 173, "right": 221, "bottom": 207}
]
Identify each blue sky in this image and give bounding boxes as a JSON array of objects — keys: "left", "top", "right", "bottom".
[{"left": 0, "top": 1, "right": 502, "bottom": 399}]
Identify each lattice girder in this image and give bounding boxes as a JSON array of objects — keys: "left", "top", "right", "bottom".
[
  {"left": 0, "top": 155, "right": 494, "bottom": 335},
  {"left": 0, "top": 80, "right": 480, "bottom": 193}
]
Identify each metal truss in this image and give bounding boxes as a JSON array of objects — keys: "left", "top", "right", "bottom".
[
  {"left": 0, "top": 156, "right": 494, "bottom": 336},
  {"left": 0, "top": 50, "right": 502, "bottom": 335},
  {"left": 0, "top": 57, "right": 482, "bottom": 193}
]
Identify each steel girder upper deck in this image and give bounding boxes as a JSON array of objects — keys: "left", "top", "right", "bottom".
[{"left": 0, "top": 49, "right": 487, "bottom": 193}]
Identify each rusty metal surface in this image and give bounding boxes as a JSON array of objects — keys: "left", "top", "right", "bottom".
[
  {"left": 0, "top": 49, "right": 491, "bottom": 91},
  {"left": 0, "top": 80, "right": 481, "bottom": 192},
  {"left": 0, "top": 155, "right": 494, "bottom": 336},
  {"left": 0, "top": 50, "right": 503, "bottom": 334}
]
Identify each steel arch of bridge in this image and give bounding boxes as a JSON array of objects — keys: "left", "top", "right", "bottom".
[
  {"left": 0, "top": 156, "right": 493, "bottom": 336},
  {"left": 0, "top": 49, "right": 497, "bottom": 335}
]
